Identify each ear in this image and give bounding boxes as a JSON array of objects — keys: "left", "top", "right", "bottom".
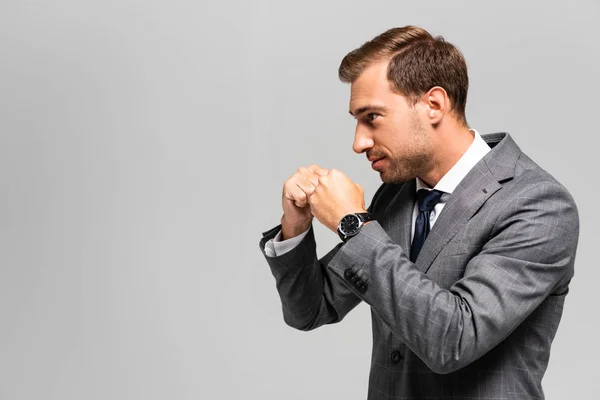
[{"left": 423, "top": 86, "right": 449, "bottom": 125}]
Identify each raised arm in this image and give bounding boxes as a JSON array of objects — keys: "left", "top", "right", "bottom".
[{"left": 326, "top": 181, "right": 579, "bottom": 373}]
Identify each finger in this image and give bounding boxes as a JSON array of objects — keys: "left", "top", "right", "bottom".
[
  {"left": 289, "top": 186, "right": 308, "bottom": 207},
  {"left": 295, "top": 180, "right": 315, "bottom": 198},
  {"left": 317, "top": 173, "right": 330, "bottom": 184},
  {"left": 303, "top": 173, "right": 320, "bottom": 188},
  {"left": 307, "top": 164, "right": 329, "bottom": 177},
  {"left": 284, "top": 183, "right": 309, "bottom": 208},
  {"left": 298, "top": 169, "right": 323, "bottom": 187},
  {"left": 294, "top": 172, "right": 319, "bottom": 194}
]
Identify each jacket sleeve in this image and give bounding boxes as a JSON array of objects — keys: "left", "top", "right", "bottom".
[
  {"left": 326, "top": 181, "right": 579, "bottom": 373},
  {"left": 258, "top": 183, "right": 388, "bottom": 330}
]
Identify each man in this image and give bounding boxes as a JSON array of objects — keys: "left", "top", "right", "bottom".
[{"left": 258, "top": 25, "right": 579, "bottom": 399}]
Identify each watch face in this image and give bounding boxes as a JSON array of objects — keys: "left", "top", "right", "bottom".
[{"left": 340, "top": 214, "right": 360, "bottom": 235}]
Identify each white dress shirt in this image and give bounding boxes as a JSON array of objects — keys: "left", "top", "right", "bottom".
[
  {"left": 411, "top": 129, "right": 491, "bottom": 240},
  {"left": 265, "top": 130, "right": 490, "bottom": 257}
]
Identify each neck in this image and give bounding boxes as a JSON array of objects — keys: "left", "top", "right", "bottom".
[{"left": 419, "top": 121, "right": 474, "bottom": 188}]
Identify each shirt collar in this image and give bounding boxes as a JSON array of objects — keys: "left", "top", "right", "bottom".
[{"left": 416, "top": 129, "right": 491, "bottom": 194}]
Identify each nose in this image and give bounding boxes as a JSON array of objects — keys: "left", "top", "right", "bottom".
[{"left": 352, "top": 124, "right": 374, "bottom": 154}]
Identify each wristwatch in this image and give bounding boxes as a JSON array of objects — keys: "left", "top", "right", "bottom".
[{"left": 337, "top": 212, "right": 374, "bottom": 243}]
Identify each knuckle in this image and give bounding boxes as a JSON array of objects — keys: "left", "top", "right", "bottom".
[{"left": 285, "top": 179, "right": 296, "bottom": 189}]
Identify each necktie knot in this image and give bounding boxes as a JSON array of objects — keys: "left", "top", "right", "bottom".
[{"left": 417, "top": 189, "right": 444, "bottom": 212}]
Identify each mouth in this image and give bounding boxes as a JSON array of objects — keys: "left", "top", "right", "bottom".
[{"left": 371, "top": 157, "right": 386, "bottom": 170}]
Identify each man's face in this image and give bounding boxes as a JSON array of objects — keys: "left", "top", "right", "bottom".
[{"left": 349, "top": 61, "right": 433, "bottom": 184}]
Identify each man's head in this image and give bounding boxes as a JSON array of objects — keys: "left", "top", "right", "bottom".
[{"left": 339, "top": 26, "right": 470, "bottom": 185}]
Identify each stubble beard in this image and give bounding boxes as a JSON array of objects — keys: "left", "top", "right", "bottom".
[{"left": 379, "top": 112, "right": 431, "bottom": 184}]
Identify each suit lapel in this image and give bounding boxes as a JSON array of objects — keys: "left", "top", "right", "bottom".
[
  {"left": 396, "top": 180, "right": 416, "bottom": 251},
  {"left": 380, "top": 180, "right": 416, "bottom": 251},
  {"left": 414, "top": 132, "right": 521, "bottom": 274}
]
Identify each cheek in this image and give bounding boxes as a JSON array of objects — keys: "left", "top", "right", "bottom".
[
  {"left": 386, "top": 116, "right": 410, "bottom": 139},
  {"left": 386, "top": 130, "right": 409, "bottom": 154},
  {"left": 374, "top": 121, "right": 401, "bottom": 150}
]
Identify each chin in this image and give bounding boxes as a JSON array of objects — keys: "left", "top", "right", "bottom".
[
  {"left": 380, "top": 167, "right": 415, "bottom": 184},
  {"left": 382, "top": 177, "right": 411, "bottom": 185},
  {"left": 380, "top": 172, "right": 407, "bottom": 185}
]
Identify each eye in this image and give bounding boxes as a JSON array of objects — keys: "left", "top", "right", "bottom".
[{"left": 365, "top": 113, "right": 379, "bottom": 123}]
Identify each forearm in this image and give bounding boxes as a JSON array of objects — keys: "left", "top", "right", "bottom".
[
  {"left": 328, "top": 222, "right": 479, "bottom": 372},
  {"left": 280, "top": 214, "right": 312, "bottom": 241},
  {"left": 327, "top": 208, "right": 577, "bottom": 374},
  {"left": 259, "top": 224, "right": 360, "bottom": 330}
]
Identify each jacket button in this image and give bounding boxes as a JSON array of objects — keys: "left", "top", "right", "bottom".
[
  {"left": 357, "top": 282, "right": 368, "bottom": 293},
  {"left": 390, "top": 351, "right": 402, "bottom": 364},
  {"left": 344, "top": 269, "right": 355, "bottom": 280}
]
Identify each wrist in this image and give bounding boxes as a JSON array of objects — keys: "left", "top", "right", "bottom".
[
  {"left": 281, "top": 214, "right": 312, "bottom": 240},
  {"left": 337, "top": 211, "right": 374, "bottom": 243}
]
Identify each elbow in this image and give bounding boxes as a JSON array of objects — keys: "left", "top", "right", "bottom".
[
  {"left": 420, "top": 349, "right": 477, "bottom": 375},
  {"left": 282, "top": 310, "right": 320, "bottom": 332},
  {"left": 281, "top": 300, "right": 340, "bottom": 331},
  {"left": 283, "top": 317, "right": 314, "bottom": 332},
  {"left": 426, "top": 361, "right": 464, "bottom": 375},
  {"left": 412, "top": 335, "right": 477, "bottom": 374}
]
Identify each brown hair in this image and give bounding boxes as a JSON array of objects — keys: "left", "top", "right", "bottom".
[{"left": 339, "top": 26, "right": 469, "bottom": 126}]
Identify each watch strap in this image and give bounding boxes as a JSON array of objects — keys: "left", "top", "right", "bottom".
[{"left": 356, "top": 212, "right": 373, "bottom": 223}]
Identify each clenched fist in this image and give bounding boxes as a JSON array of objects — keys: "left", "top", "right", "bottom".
[
  {"left": 281, "top": 164, "right": 329, "bottom": 240},
  {"left": 307, "top": 169, "right": 367, "bottom": 233}
]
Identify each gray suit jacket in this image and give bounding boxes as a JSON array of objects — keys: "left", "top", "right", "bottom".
[{"left": 258, "top": 133, "right": 579, "bottom": 399}]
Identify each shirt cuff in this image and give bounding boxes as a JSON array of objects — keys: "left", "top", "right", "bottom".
[{"left": 264, "top": 228, "right": 310, "bottom": 257}]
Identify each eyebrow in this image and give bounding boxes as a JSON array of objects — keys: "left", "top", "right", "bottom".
[{"left": 349, "top": 105, "right": 388, "bottom": 117}]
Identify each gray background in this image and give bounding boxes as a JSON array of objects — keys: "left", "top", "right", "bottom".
[{"left": 0, "top": 0, "right": 598, "bottom": 399}]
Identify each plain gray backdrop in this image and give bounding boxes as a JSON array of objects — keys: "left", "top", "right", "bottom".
[{"left": 0, "top": 0, "right": 598, "bottom": 399}]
